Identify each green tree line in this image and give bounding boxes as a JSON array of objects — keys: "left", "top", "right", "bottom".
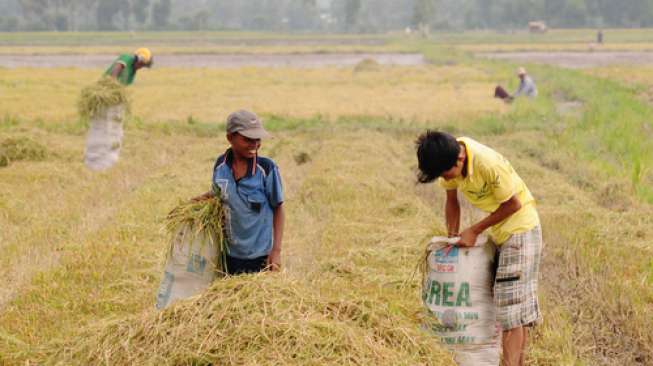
[{"left": 1, "top": 0, "right": 653, "bottom": 32}]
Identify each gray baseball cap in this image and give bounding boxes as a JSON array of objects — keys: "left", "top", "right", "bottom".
[{"left": 226, "top": 110, "right": 270, "bottom": 139}]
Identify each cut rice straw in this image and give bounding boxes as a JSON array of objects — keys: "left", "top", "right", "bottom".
[
  {"left": 0, "top": 137, "right": 47, "bottom": 162},
  {"left": 41, "top": 273, "right": 455, "bottom": 365},
  {"left": 165, "top": 194, "right": 228, "bottom": 274},
  {"left": 77, "top": 76, "right": 130, "bottom": 120}
]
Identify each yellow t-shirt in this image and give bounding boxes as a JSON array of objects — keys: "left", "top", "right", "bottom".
[{"left": 438, "top": 137, "right": 539, "bottom": 244}]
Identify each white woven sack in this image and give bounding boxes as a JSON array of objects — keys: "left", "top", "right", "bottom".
[
  {"left": 422, "top": 236, "right": 500, "bottom": 366},
  {"left": 84, "top": 104, "right": 124, "bottom": 171},
  {"left": 156, "top": 225, "right": 219, "bottom": 309}
]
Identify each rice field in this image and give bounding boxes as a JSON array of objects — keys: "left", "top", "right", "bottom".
[
  {"left": 587, "top": 64, "right": 653, "bottom": 86},
  {"left": 588, "top": 65, "right": 653, "bottom": 123},
  {"left": 0, "top": 65, "right": 504, "bottom": 123},
  {"left": 0, "top": 32, "right": 652, "bottom": 365}
]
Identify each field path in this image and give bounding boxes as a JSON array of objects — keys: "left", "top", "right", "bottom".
[
  {"left": 0, "top": 53, "right": 425, "bottom": 68},
  {"left": 480, "top": 51, "right": 653, "bottom": 68}
]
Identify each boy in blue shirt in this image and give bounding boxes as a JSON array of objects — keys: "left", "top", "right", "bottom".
[{"left": 194, "top": 110, "right": 284, "bottom": 274}]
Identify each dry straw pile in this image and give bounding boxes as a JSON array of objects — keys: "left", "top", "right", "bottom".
[
  {"left": 77, "top": 76, "right": 130, "bottom": 119},
  {"left": 45, "top": 273, "right": 453, "bottom": 365},
  {"left": 353, "top": 58, "right": 381, "bottom": 73},
  {"left": 0, "top": 137, "right": 47, "bottom": 167}
]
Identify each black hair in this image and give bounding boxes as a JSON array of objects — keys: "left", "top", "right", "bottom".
[{"left": 415, "top": 130, "right": 460, "bottom": 184}]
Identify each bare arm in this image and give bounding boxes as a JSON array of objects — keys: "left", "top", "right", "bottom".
[
  {"left": 458, "top": 194, "right": 522, "bottom": 246},
  {"left": 110, "top": 63, "right": 124, "bottom": 79},
  {"left": 445, "top": 189, "right": 461, "bottom": 237},
  {"left": 267, "top": 203, "right": 285, "bottom": 271}
]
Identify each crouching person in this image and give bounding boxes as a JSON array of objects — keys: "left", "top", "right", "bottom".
[
  {"left": 194, "top": 110, "right": 284, "bottom": 275},
  {"left": 415, "top": 131, "right": 542, "bottom": 366}
]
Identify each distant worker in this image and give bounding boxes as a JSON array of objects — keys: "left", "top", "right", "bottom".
[
  {"left": 514, "top": 67, "right": 537, "bottom": 98},
  {"left": 597, "top": 29, "right": 604, "bottom": 44},
  {"left": 494, "top": 67, "right": 537, "bottom": 103},
  {"left": 104, "top": 48, "right": 153, "bottom": 86}
]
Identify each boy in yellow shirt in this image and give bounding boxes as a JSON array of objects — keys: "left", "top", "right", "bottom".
[{"left": 416, "top": 130, "right": 542, "bottom": 366}]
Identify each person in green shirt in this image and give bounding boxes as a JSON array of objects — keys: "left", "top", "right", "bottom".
[{"left": 104, "top": 48, "right": 153, "bottom": 86}]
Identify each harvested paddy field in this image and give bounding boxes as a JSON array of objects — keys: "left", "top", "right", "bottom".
[
  {"left": 0, "top": 33, "right": 652, "bottom": 365},
  {"left": 0, "top": 64, "right": 502, "bottom": 122}
]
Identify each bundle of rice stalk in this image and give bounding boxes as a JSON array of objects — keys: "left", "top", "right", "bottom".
[
  {"left": 78, "top": 76, "right": 131, "bottom": 120},
  {"left": 165, "top": 195, "right": 227, "bottom": 274},
  {"left": 0, "top": 137, "right": 47, "bottom": 165},
  {"left": 41, "top": 273, "right": 455, "bottom": 365}
]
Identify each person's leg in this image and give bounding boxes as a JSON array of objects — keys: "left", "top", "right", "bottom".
[
  {"left": 496, "top": 226, "right": 542, "bottom": 366},
  {"left": 502, "top": 326, "right": 525, "bottom": 366},
  {"left": 520, "top": 327, "right": 528, "bottom": 366},
  {"left": 494, "top": 228, "right": 534, "bottom": 366}
]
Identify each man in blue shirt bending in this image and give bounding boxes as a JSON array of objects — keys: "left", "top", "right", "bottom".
[
  {"left": 494, "top": 67, "right": 537, "bottom": 103},
  {"left": 514, "top": 67, "right": 537, "bottom": 98},
  {"left": 194, "top": 110, "right": 285, "bottom": 274}
]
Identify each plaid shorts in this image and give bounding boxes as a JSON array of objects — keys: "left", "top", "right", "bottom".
[{"left": 493, "top": 225, "right": 543, "bottom": 330}]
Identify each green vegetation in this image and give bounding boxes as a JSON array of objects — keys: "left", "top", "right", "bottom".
[{"left": 0, "top": 31, "right": 388, "bottom": 47}]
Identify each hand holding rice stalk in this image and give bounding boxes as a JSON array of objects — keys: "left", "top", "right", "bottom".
[
  {"left": 78, "top": 76, "right": 131, "bottom": 120},
  {"left": 165, "top": 191, "right": 228, "bottom": 274}
]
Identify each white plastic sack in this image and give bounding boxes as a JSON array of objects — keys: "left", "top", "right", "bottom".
[
  {"left": 156, "top": 225, "right": 220, "bottom": 309},
  {"left": 84, "top": 104, "right": 125, "bottom": 171},
  {"left": 451, "top": 343, "right": 500, "bottom": 366},
  {"left": 422, "top": 236, "right": 500, "bottom": 366}
]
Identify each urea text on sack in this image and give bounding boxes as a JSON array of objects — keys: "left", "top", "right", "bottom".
[{"left": 423, "top": 279, "right": 472, "bottom": 307}]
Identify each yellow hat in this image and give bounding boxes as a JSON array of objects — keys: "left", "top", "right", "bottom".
[
  {"left": 134, "top": 48, "right": 153, "bottom": 66},
  {"left": 517, "top": 67, "right": 527, "bottom": 75}
]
